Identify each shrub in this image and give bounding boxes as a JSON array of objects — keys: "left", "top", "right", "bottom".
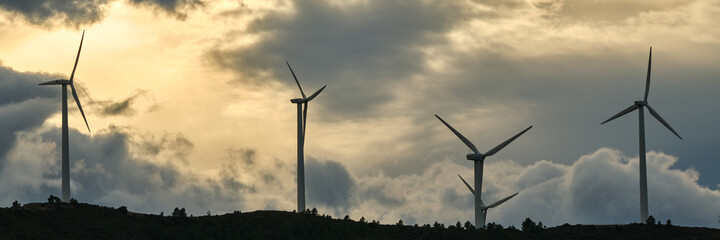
[
  {"left": 396, "top": 219, "right": 404, "bottom": 226},
  {"left": 47, "top": 195, "right": 61, "bottom": 204},
  {"left": 359, "top": 216, "right": 366, "bottom": 223},
  {"left": 69, "top": 198, "right": 79, "bottom": 205},
  {"left": 646, "top": 215, "right": 656, "bottom": 225},
  {"left": 12, "top": 201, "right": 21, "bottom": 208},
  {"left": 666, "top": 219, "right": 672, "bottom": 226},
  {"left": 118, "top": 206, "right": 128, "bottom": 214},
  {"left": 343, "top": 215, "right": 350, "bottom": 221}
]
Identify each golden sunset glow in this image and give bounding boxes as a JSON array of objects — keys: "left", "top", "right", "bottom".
[{"left": 1, "top": 0, "right": 719, "bottom": 227}]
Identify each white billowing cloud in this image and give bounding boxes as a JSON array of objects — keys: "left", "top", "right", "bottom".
[
  {"left": 308, "top": 148, "right": 720, "bottom": 227},
  {"left": 2, "top": 119, "right": 718, "bottom": 227},
  {"left": 0, "top": 125, "right": 298, "bottom": 216}
]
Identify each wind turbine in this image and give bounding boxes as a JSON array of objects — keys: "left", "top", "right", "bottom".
[
  {"left": 601, "top": 47, "right": 682, "bottom": 223},
  {"left": 435, "top": 114, "right": 531, "bottom": 227},
  {"left": 458, "top": 174, "right": 518, "bottom": 227},
  {"left": 39, "top": 30, "right": 91, "bottom": 202},
  {"left": 286, "top": 61, "right": 326, "bottom": 213}
]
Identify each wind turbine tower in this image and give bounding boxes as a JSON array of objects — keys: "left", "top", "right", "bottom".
[
  {"left": 436, "top": 114, "right": 531, "bottom": 227},
  {"left": 39, "top": 30, "right": 91, "bottom": 202},
  {"left": 286, "top": 62, "right": 326, "bottom": 213},
  {"left": 601, "top": 47, "right": 682, "bottom": 223},
  {"left": 458, "top": 174, "right": 518, "bottom": 226}
]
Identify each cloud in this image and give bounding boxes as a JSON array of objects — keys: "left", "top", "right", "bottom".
[
  {"left": 0, "top": 124, "right": 297, "bottom": 215},
  {"left": 206, "top": 0, "right": 474, "bottom": 118},
  {"left": 2, "top": 99, "right": 718, "bottom": 228},
  {"left": 126, "top": 0, "right": 207, "bottom": 20},
  {"left": 83, "top": 89, "right": 160, "bottom": 117},
  {"left": 0, "top": 63, "right": 60, "bottom": 159},
  {"left": 539, "top": 0, "right": 692, "bottom": 22},
  {"left": 306, "top": 157, "right": 355, "bottom": 210},
  {"left": 0, "top": 0, "right": 207, "bottom": 28},
  {"left": 0, "top": 0, "right": 110, "bottom": 28},
  {"left": 202, "top": 0, "right": 720, "bottom": 189},
  {"left": 337, "top": 148, "right": 720, "bottom": 227}
]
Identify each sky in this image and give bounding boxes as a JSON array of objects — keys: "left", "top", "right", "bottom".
[{"left": 0, "top": 0, "right": 719, "bottom": 228}]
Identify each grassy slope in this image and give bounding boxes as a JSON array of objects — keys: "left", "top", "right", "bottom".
[{"left": 1, "top": 203, "right": 719, "bottom": 240}]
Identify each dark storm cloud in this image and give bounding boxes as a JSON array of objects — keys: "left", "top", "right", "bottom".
[
  {"left": 0, "top": 0, "right": 110, "bottom": 28},
  {"left": 125, "top": 0, "right": 206, "bottom": 20},
  {"left": 306, "top": 157, "right": 354, "bottom": 209},
  {"left": 0, "top": 63, "right": 60, "bottom": 103},
  {"left": 0, "top": 0, "right": 206, "bottom": 28},
  {"left": 207, "top": 0, "right": 473, "bottom": 118},
  {"left": 0, "top": 124, "right": 262, "bottom": 215},
  {"left": 418, "top": 48, "right": 720, "bottom": 186},
  {"left": 0, "top": 64, "right": 60, "bottom": 159}
]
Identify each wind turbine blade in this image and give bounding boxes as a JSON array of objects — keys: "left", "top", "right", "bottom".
[
  {"left": 646, "top": 104, "right": 682, "bottom": 140},
  {"left": 486, "top": 192, "right": 519, "bottom": 209},
  {"left": 69, "top": 30, "right": 85, "bottom": 83},
  {"left": 286, "top": 61, "right": 306, "bottom": 99},
  {"left": 70, "top": 84, "right": 90, "bottom": 132},
  {"left": 38, "top": 79, "right": 68, "bottom": 85},
  {"left": 458, "top": 174, "right": 475, "bottom": 195},
  {"left": 644, "top": 47, "right": 652, "bottom": 102},
  {"left": 484, "top": 125, "right": 532, "bottom": 157},
  {"left": 302, "top": 103, "right": 308, "bottom": 144},
  {"left": 435, "top": 115, "right": 479, "bottom": 154},
  {"left": 601, "top": 104, "right": 639, "bottom": 125},
  {"left": 306, "top": 85, "right": 326, "bottom": 102}
]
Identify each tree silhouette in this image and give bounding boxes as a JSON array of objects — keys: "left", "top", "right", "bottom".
[
  {"left": 11, "top": 201, "right": 21, "bottom": 208},
  {"left": 395, "top": 219, "right": 404, "bottom": 226},
  {"left": 522, "top": 218, "right": 537, "bottom": 231},
  {"left": 463, "top": 221, "right": 475, "bottom": 230},
  {"left": 172, "top": 207, "right": 187, "bottom": 217}
]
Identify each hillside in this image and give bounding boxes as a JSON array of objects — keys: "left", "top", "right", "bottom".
[{"left": 1, "top": 202, "right": 719, "bottom": 239}]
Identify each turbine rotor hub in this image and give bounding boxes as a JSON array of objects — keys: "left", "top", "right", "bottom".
[{"left": 635, "top": 101, "right": 647, "bottom": 106}]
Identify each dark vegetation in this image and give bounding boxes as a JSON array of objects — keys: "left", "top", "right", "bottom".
[{"left": 1, "top": 199, "right": 719, "bottom": 240}]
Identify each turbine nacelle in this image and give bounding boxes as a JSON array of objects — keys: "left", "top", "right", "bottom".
[
  {"left": 634, "top": 101, "right": 647, "bottom": 106},
  {"left": 466, "top": 153, "right": 485, "bottom": 161},
  {"left": 290, "top": 98, "right": 305, "bottom": 103}
]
